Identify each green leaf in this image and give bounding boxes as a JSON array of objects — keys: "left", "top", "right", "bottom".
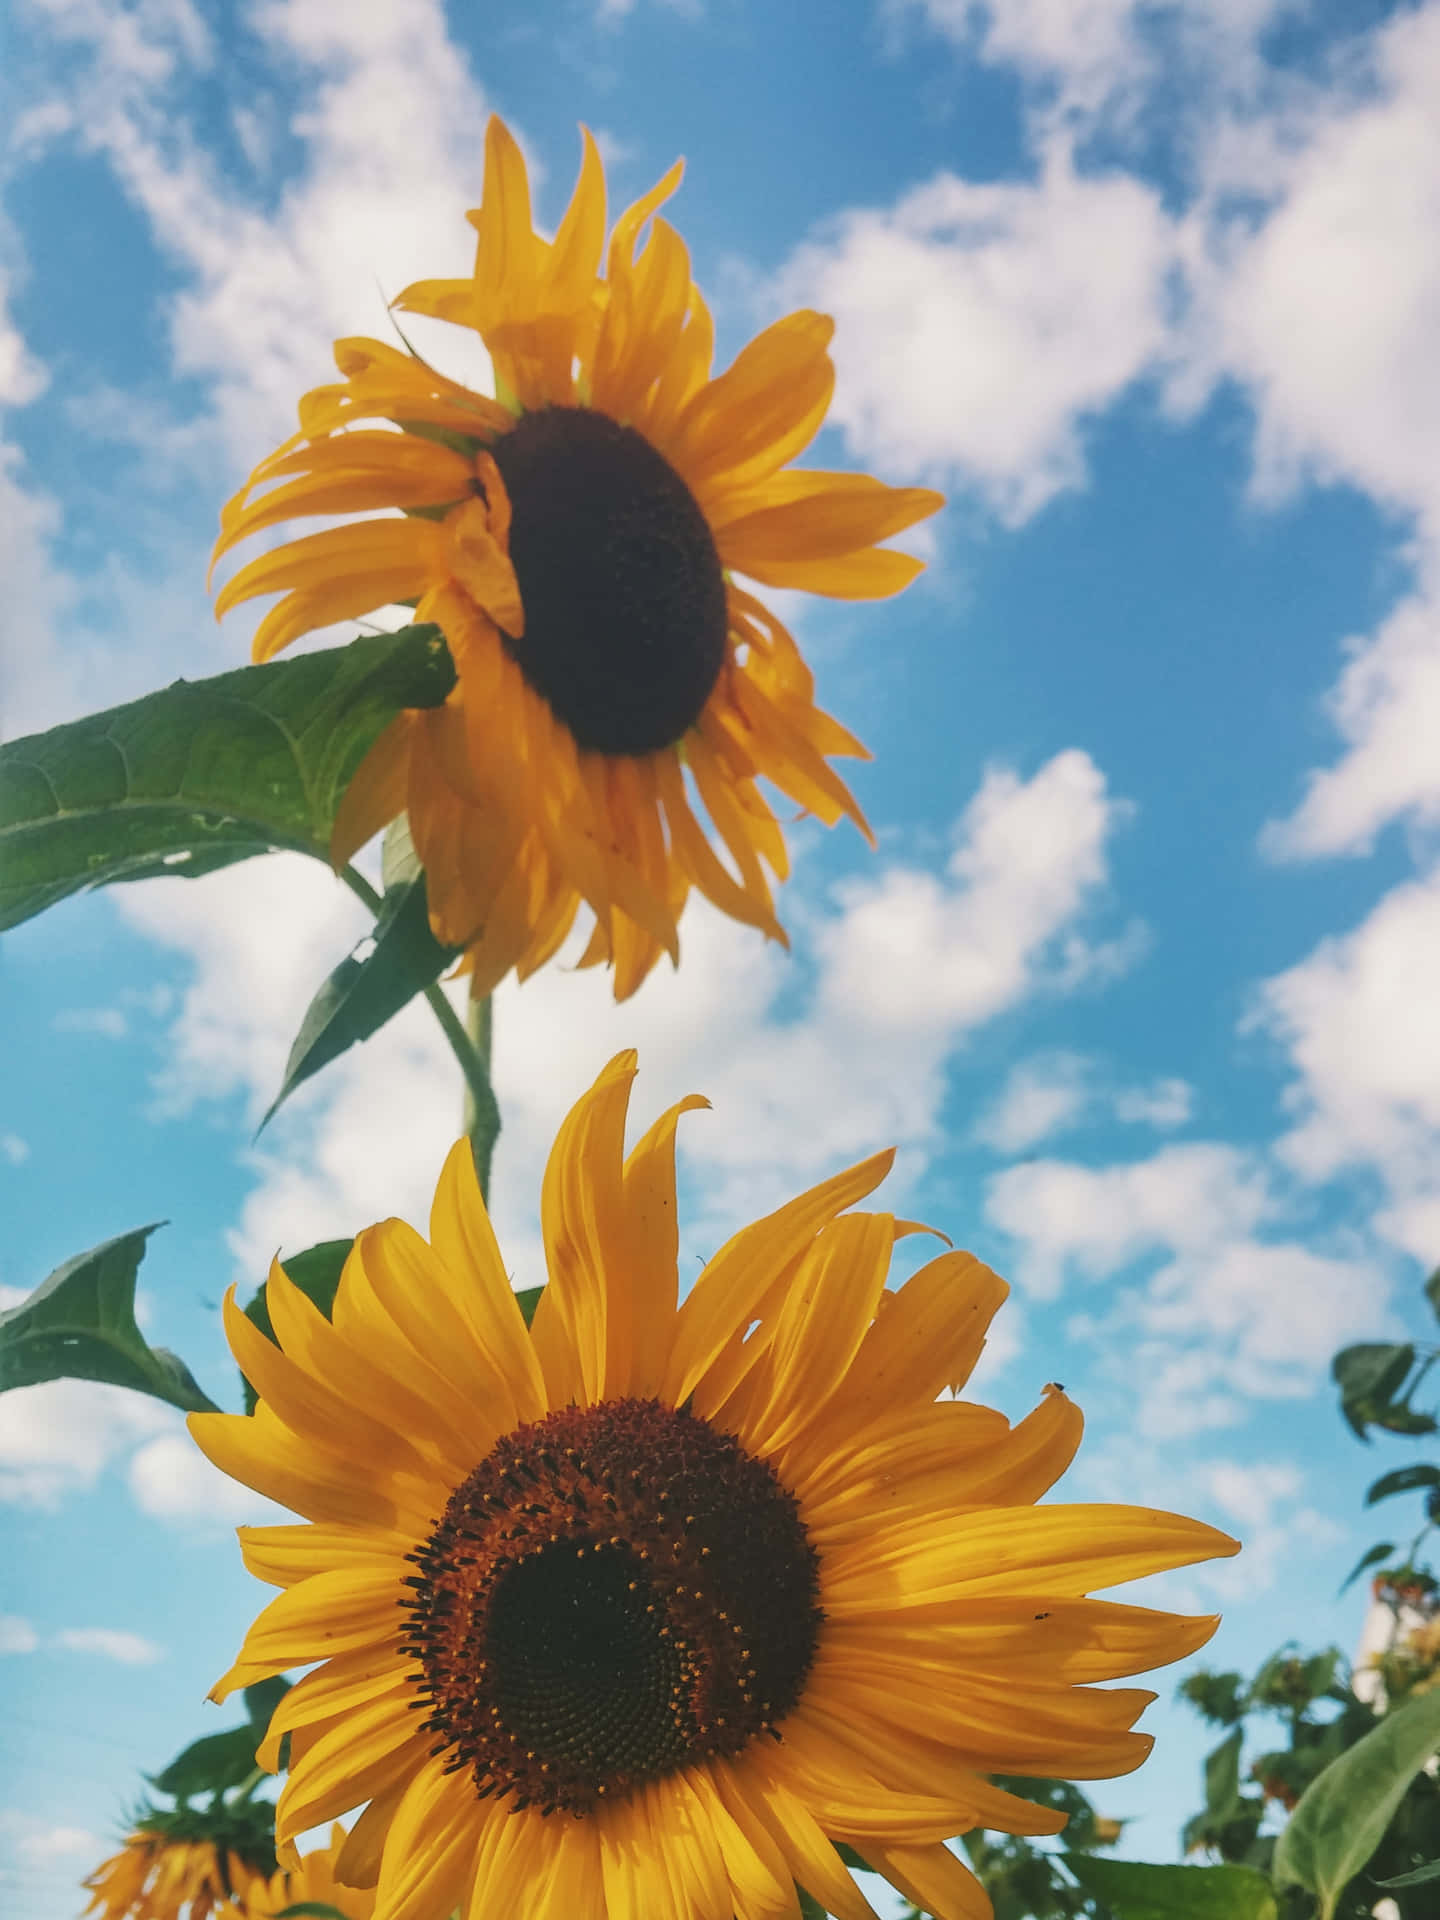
[
  {"left": 1339, "top": 1541, "right": 1396, "bottom": 1594},
  {"left": 1203, "top": 1727, "right": 1244, "bottom": 1820},
  {"left": 275, "top": 1907, "right": 351, "bottom": 1919},
  {"left": 1334, "top": 1343, "right": 1416, "bottom": 1402},
  {"left": 240, "top": 1240, "right": 352, "bottom": 1414},
  {"left": 796, "top": 1890, "right": 827, "bottom": 1920},
  {"left": 0, "top": 1226, "right": 218, "bottom": 1412},
  {"left": 1373, "top": 1858, "right": 1440, "bottom": 1888},
  {"left": 0, "top": 625, "right": 454, "bottom": 933},
  {"left": 1272, "top": 1683, "right": 1440, "bottom": 1919},
  {"left": 262, "top": 872, "right": 459, "bottom": 1129},
  {"left": 515, "top": 1285, "right": 544, "bottom": 1328},
  {"left": 1061, "top": 1855, "right": 1276, "bottom": 1920},
  {"left": 1424, "top": 1266, "right": 1440, "bottom": 1325},
  {"left": 149, "top": 1724, "right": 259, "bottom": 1798},
  {"left": 1367, "top": 1464, "right": 1440, "bottom": 1506},
  {"left": 244, "top": 1676, "right": 292, "bottom": 1732}
]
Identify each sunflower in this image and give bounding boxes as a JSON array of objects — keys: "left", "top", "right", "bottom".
[
  {"left": 81, "top": 1823, "right": 262, "bottom": 1920},
  {"left": 192, "top": 1052, "right": 1238, "bottom": 1920},
  {"left": 210, "top": 117, "right": 943, "bottom": 1000},
  {"left": 235, "top": 1825, "right": 375, "bottom": 1920}
]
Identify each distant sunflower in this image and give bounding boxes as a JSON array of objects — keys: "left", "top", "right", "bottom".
[
  {"left": 211, "top": 117, "right": 943, "bottom": 999},
  {"left": 236, "top": 1825, "right": 374, "bottom": 1920},
  {"left": 81, "top": 1819, "right": 267, "bottom": 1920},
  {"left": 192, "top": 1052, "right": 1238, "bottom": 1920}
]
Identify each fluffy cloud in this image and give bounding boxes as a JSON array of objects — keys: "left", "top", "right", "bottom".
[
  {"left": 126, "top": 1429, "right": 288, "bottom": 1526},
  {"left": 50, "top": 1627, "right": 163, "bottom": 1664},
  {"left": 0, "top": 1615, "right": 40, "bottom": 1654},
  {"left": 781, "top": 146, "right": 1175, "bottom": 521},
  {"left": 0, "top": 1380, "right": 173, "bottom": 1507},
  {"left": 986, "top": 1141, "right": 1389, "bottom": 1436},
  {"left": 115, "top": 750, "right": 1132, "bottom": 1286},
  {"left": 1254, "top": 866, "right": 1440, "bottom": 1264},
  {"left": 985, "top": 1140, "right": 1270, "bottom": 1298},
  {"left": 1263, "top": 596, "right": 1440, "bottom": 862},
  {"left": 974, "top": 1050, "right": 1193, "bottom": 1152}
]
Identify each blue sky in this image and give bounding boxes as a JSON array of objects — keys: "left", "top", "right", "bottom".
[{"left": 5, "top": 0, "right": 1440, "bottom": 1913}]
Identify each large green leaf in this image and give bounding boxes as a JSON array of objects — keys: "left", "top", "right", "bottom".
[
  {"left": 262, "top": 872, "right": 460, "bottom": 1129},
  {"left": 1272, "top": 1685, "right": 1440, "bottom": 1919},
  {"left": 0, "top": 1226, "right": 218, "bottom": 1412},
  {"left": 1061, "top": 1855, "right": 1276, "bottom": 1920},
  {"left": 0, "top": 625, "right": 453, "bottom": 932},
  {"left": 1366, "top": 1465, "right": 1440, "bottom": 1507},
  {"left": 150, "top": 1725, "right": 260, "bottom": 1799},
  {"left": 1202, "top": 1727, "right": 1244, "bottom": 1821}
]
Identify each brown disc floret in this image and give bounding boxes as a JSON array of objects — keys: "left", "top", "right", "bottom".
[{"left": 400, "top": 1397, "right": 822, "bottom": 1815}]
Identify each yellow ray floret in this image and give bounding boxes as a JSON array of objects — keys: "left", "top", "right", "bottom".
[
  {"left": 211, "top": 117, "right": 943, "bottom": 1000},
  {"left": 81, "top": 1832, "right": 251, "bottom": 1920},
  {"left": 194, "top": 1053, "right": 1239, "bottom": 1920}
]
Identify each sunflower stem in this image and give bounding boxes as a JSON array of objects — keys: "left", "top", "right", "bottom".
[
  {"left": 460, "top": 994, "right": 500, "bottom": 1204},
  {"left": 338, "top": 865, "right": 500, "bottom": 1202}
]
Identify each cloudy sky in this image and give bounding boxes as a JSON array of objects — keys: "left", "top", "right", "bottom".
[{"left": 5, "top": 0, "right": 1440, "bottom": 1912}]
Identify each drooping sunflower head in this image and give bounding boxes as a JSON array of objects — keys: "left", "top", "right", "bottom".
[
  {"left": 192, "top": 1052, "right": 1239, "bottom": 1920},
  {"left": 210, "top": 117, "right": 944, "bottom": 1000},
  {"left": 81, "top": 1808, "right": 274, "bottom": 1920},
  {"left": 233, "top": 1825, "right": 374, "bottom": 1920}
]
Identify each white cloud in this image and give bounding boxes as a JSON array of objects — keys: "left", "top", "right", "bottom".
[
  {"left": 33, "top": 0, "right": 495, "bottom": 467},
  {"left": 1113, "top": 1076, "right": 1193, "bottom": 1129},
  {"left": 0, "top": 1136, "right": 29, "bottom": 1167},
  {"left": 0, "top": 1380, "right": 173, "bottom": 1507},
  {"left": 0, "top": 1615, "right": 39, "bottom": 1654},
  {"left": 781, "top": 145, "right": 1176, "bottom": 521},
  {"left": 51, "top": 1627, "right": 163, "bottom": 1665},
  {"left": 985, "top": 1140, "right": 1270, "bottom": 1298},
  {"left": 115, "top": 853, "right": 372, "bottom": 1121},
  {"left": 975, "top": 1051, "right": 1193, "bottom": 1151},
  {"left": 126, "top": 1429, "right": 291, "bottom": 1527},
  {"left": 901, "top": 0, "right": 1287, "bottom": 129},
  {"left": 1263, "top": 595, "right": 1440, "bottom": 862},
  {"left": 115, "top": 751, "right": 1131, "bottom": 1286},
  {"left": 1253, "top": 867, "right": 1440, "bottom": 1264},
  {"left": 987, "top": 1140, "right": 1390, "bottom": 1437},
  {"left": 975, "top": 1052, "right": 1093, "bottom": 1153},
  {"left": 1199, "top": 7, "right": 1440, "bottom": 534},
  {"left": 52, "top": 1007, "right": 129, "bottom": 1040},
  {"left": 0, "top": 1812, "right": 103, "bottom": 1863}
]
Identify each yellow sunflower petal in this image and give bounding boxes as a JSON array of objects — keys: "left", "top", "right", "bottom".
[
  {"left": 618, "top": 1092, "right": 711, "bottom": 1397},
  {"left": 372, "top": 1755, "right": 484, "bottom": 1920},
  {"left": 531, "top": 1050, "right": 637, "bottom": 1405},
  {"left": 738, "top": 1211, "right": 898, "bottom": 1455},
  {"left": 740, "top": 544, "right": 928, "bottom": 600},
  {"left": 330, "top": 713, "right": 416, "bottom": 868},
  {"left": 662, "top": 1147, "right": 895, "bottom": 1408},
  {"left": 863, "top": 1841, "right": 992, "bottom": 1920},
  {"left": 844, "top": 1247, "right": 1010, "bottom": 1418},
  {"left": 714, "top": 471, "right": 945, "bottom": 565},
  {"left": 188, "top": 1404, "right": 401, "bottom": 1532},
  {"left": 824, "top": 1503, "right": 1241, "bottom": 1610},
  {"left": 428, "top": 1136, "right": 549, "bottom": 1422}
]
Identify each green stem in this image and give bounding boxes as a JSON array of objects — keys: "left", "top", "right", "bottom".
[
  {"left": 461, "top": 994, "right": 499, "bottom": 1203},
  {"left": 230, "top": 1766, "right": 267, "bottom": 1804},
  {"left": 338, "top": 865, "right": 500, "bottom": 1201}
]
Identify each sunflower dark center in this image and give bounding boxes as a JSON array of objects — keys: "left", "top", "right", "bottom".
[
  {"left": 400, "top": 1397, "right": 822, "bottom": 1816},
  {"left": 488, "top": 407, "right": 728, "bottom": 756}
]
